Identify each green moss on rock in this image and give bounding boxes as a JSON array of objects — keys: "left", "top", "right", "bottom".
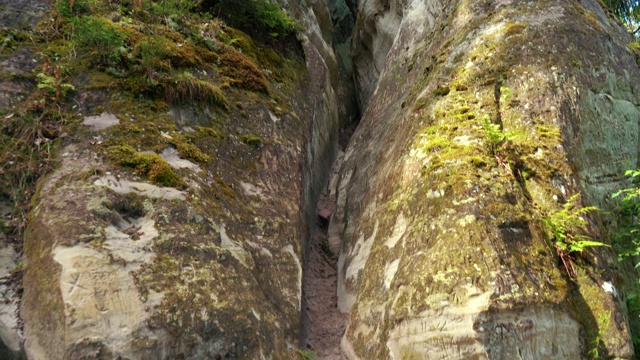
[
  {"left": 108, "top": 145, "right": 184, "bottom": 188},
  {"left": 163, "top": 73, "right": 229, "bottom": 111}
]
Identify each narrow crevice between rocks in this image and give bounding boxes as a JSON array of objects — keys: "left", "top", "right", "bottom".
[
  {"left": 299, "top": 0, "right": 359, "bottom": 357},
  {"left": 300, "top": 145, "right": 348, "bottom": 359}
]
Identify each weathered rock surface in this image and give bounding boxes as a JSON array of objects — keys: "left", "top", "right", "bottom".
[
  {"left": 333, "top": 0, "right": 640, "bottom": 358},
  {"left": 0, "top": 0, "right": 46, "bottom": 112},
  {"left": 0, "top": 0, "right": 48, "bottom": 30}
]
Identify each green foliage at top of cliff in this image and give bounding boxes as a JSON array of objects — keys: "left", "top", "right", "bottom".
[{"left": 200, "top": 0, "right": 298, "bottom": 43}]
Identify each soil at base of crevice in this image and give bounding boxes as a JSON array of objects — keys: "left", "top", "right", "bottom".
[
  {"left": 301, "top": 142, "right": 349, "bottom": 359},
  {"left": 303, "top": 233, "right": 345, "bottom": 359}
]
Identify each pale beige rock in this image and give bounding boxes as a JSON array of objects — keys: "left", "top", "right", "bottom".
[
  {"left": 0, "top": 243, "right": 21, "bottom": 353},
  {"left": 160, "top": 147, "right": 201, "bottom": 172},
  {"left": 51, "top": 241, "right": 165, "bottom": 359},
  {"left": 94, "top": 175, "right": 186, "bottom": 200},
  {"left": 219, "top": 224, "right": 251, "bottom": 268},
  {"left": 81, "top": 112, "right": 120, "bottom": 131},
  {"left": 384, "top": 303, "right": 581, "bottom": 359}
]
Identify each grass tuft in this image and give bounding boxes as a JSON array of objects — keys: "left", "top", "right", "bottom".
[{"left": 164, "top": 73, "right": 229, "bottom": 110}]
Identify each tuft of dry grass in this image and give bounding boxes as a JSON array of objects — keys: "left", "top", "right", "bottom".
[{"left": 163, "top": 73, "right": 229, "bottom": 110}]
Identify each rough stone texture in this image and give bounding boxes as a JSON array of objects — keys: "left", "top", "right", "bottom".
[
  {"left": 82, "top": 112, "right": 120, "bottom": 131},
  {"left": 0, "top": 1, "right": 46, "bottom": 358},
  {"left": 328, "top": 0, "right": 359, "bottom": 125},
  {"left": 0, "top": 1, "right": 46, "bottom": 109},
  {"left": 22, "top": 146, "right": 169, "bottom": 359},
  {"left": 351, "top": 0, "right": 408, "bottom": 109},
  {"left": 333, "top": 0, "right": 639, "bottom": 358}
]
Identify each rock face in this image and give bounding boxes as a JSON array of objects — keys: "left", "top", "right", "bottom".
[
  {"left": 12, "top": 0, "right": 340, "bottom": 359},
  {"left": 332, "top": 0, "right": 640, "bottom": 358},
  {"left": 4, "top": 0, "right": 640, "bottom": 358}
]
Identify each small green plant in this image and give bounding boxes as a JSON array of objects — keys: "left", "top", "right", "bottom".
[
  {"left": 482, "top": 115, "right": 522, "bottom": 154},
  {"left": 542, "top": 193, "right": 607, "bottom": 277},
  {"left": 612, "top": 169, "right": 640, "bottom": 260},
  {"left": 36, "top": 72, "right": 75, "bottom": 99},
  {"left": 294, "top": 348, "right": 317, "bottom": 360},
  {"left": 612, "top": 169, "right": 640, "bottom": 355},
  {"left": 35, "top": 60, "right": 76, "bottom": 105},
  {"left": 499, "top": 85, "right": 512, "bottom": 103},
  {"left": 72, "top": 15, "right": 127, "bottom": 65},
  {"left": 543, "top": 193, "right": 605, "bottom": 253},
  {"left": 482, "top": 116, "right": 504, "bottom": 149}
]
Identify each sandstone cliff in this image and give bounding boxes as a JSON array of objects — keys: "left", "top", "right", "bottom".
[
  {"left": 0, "top": 0, "right": 639, "bottom": 358},
  {"left": 332, "top": 0, "right": 640, "bottom": 358},
  {"left": 1, "top": 0, "right": 341, "bottom": 357}
]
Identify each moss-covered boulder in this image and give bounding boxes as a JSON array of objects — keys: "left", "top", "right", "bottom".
[{"left": 333, "top": 0, "right": 639, "bottom": 358}]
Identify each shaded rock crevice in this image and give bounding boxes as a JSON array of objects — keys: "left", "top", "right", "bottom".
[{"left": 296, "top": 0, "right": 360, "bottom": 356}]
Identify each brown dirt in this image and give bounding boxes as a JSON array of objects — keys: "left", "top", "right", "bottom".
[
  {"left": 302, "top": 157, "right": 347, "bottom": 360},
  {"left": 304, "top": 236, "right": 345, "bottom": 359}
]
